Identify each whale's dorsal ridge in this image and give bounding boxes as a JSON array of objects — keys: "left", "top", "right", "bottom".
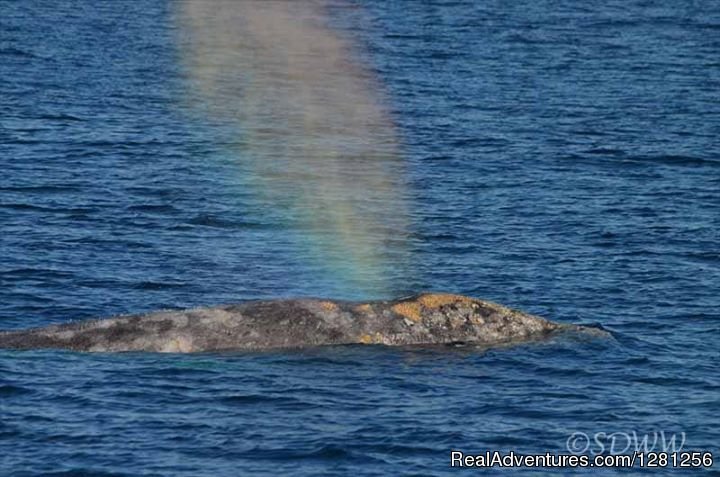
[{"left": 0, "top": 293, "right": 605, "bottom": 353}]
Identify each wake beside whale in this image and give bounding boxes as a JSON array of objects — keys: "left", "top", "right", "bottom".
[{"left": 0, "top": 293, "right": 604, "bottom": 353}]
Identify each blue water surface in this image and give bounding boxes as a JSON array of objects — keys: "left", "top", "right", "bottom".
[{"left": 1, "top": 0, "right": 719, "bottom": 475}]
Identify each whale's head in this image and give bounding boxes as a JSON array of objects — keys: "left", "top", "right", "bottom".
[{"left": 383, "top": 292, "right": 566, "bottom": 346}]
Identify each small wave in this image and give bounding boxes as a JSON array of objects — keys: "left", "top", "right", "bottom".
[
  {"left": 0, "top": 268, "right": 75, "bottom": 279},
  {"left": 0, "top": 185, "right": 80, "bottom": 194},
  {"left": 573, "top": 151, "right": 719, "bottom": 169},
  {"left": 36, "top": 113, "right": 85, "bottom": 122},
  {"left": 0, "top": 47, "right": 38, "bottom": 59},
  {"left": 244, "top": 443, "right": 356, "bottom": 461},
  {"left": 586, "top": 19, "right": 644, "bottom": 29},
  {"left": 0, "top": 203, "right": 46, "bottom": 212},
  {"left": 632, "top": 375, "right": 709, "bottom": 388},
  {"left": 383, "top": 33, "right": 424, "bottom": 40},
  {"left": 631, "top": 154, "right": 719, "bottom": 167},
  {"left": 0, "top": 384, "right": 33, "bottom": 397},
  {"left": 536, "top": 390, "right": 591, "bottom": 400},
  {"left": 300, "top": 444, "right": 354, "bottom": 460},
  {"left": 62, "top": 237, "right": 152, "bottom": 249},
  {"left": 585, "top": 147, "right": 627, "bottom": 156},
  {"left": 186, "top": 214, "right": 263, "bottom": 229},
  {"left": 132, "top": 281, "right": 189, "bottom": 291},
  {"left": 37, "top": 471, "right": 133, "bottom": 477},
  {"left": 126, "top": 204, "right": 180, "bottom": 215},
  {"left": 219, "top": 394, "right": 306, "bottom": 407},
  {"left": 0, "top": 203, "right": 96, "bottom": 214},
  {"left": 503, "top": 33, "right": 539, "bottom": 45},
  {"left": 450, "top": 136, "right": 510, "bottom": 148}
]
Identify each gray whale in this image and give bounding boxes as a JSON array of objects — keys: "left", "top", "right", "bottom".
[{"left": 0, "top": 293, "right": 600, "bottom": 353}]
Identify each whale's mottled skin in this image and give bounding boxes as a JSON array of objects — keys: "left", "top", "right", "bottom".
[{"left": 0, "top": 293, "right": 598, "bottom": 353}]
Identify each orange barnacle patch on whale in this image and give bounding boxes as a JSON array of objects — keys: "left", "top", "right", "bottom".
[
  {"left": 359, "top": 334, "right": 373, "bottom": 344},
  {"left": 470, "top": 315, "right": 485, "bottom": 325},
  {"left": 319, "top": 301, "right": 339, "bottom": 312},
  {"left": 417, "top": 293, "right": 472, "bottom": 309},
  {"left": 392, "top": 301, "right": 422, "bottom": 322},
  {"left": 392, "top": 293, "right": 474, "bottom": 323},
  {"left": 354, "top": 303, "right": 372, "bottom": 313},
  {"left": 359, "top": 333, "right": 385, "bottom": 344}
]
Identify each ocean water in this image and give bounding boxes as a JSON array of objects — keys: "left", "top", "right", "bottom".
[{"left": 1, "top": 0, "right": 718, "bottom": 475}]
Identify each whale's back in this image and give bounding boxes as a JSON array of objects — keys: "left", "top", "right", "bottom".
[{"left": 0, "top": 293, "right": 596, "bottom": 353}]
